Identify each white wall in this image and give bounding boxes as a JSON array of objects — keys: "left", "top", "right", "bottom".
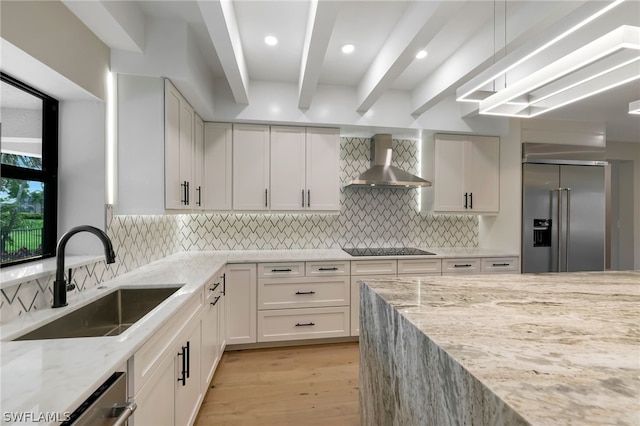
[
  {"left": 0, "top": 0, "right": 109, "bottom": 100},
  {"left": 58, "top": 101, "right": 107, "bottom": 255},
  {"left": 478, "top": 119, "right": 522, "bottom": 255},
  {"left": 115, "top": 74, "right": 165, "bottom": 215},
  {"left": 606, "top": 141, "right": 640, "bottom": 269}
]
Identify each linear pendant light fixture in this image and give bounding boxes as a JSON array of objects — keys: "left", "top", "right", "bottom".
[
  {"left": 479, "top": 25, "right": 640, "bottom": 117},
  {"left": 630, "top": 99, "right": 640, "bottom": 114}
]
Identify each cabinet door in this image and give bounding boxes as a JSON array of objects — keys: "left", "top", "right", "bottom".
[
  {"left": 165, "top": 80, "right": 194, "bottom": 210},
  {"left": 193, "top": 114, "right": 204, "bottom": 210},
  {"left": 132, "top": 353, "right": 175, "bottom": 426},
  {"left": 204, "top": 123, "right": 232, "bottom": 210},
  {"left": 305, "top": 128, "right": 340, "bottom": 211},
  {"left": 270, "top": 126, "right": 306, "bottom": 210},
  {"left": 165, "top": 81, "right": 183, "bottom": 210},
  {"left": 201, "top": 285, "right": 220, "bottom": 388},
  {"left": 466, "top": 136, "right": 499, "bottom": 213},
  {"left": 233, "top": 124, "right": 270, "bottom": 210},
  {"left": 225, "top": 264, "right": 257, "bottom": 345},
  {"left": 433, "top": 136, "right": 467, "bottom": 212},
  {"left": 175, "top": 320, "right": 202, "bottom": 426}
]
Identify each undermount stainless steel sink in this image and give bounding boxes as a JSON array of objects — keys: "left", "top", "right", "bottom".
[{"left": 14, "top": 286, "right": 182, "bottom": 341}]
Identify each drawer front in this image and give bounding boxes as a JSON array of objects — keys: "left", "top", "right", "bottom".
[
  {"left": 258, "top": 262, "right": 305, "bottom": 278},
  {"left": 398, "top": 259, "right": 442, "bottom": 275},
  {"left": 305, "top": 260, "right": 351, "bottom": 277},
  {"left": 258, "top": 277, "right": 349, "bottom": 310},
  {"left": 257, "top": 307, "right": 350, "bottom": 342},
  {"left": 481, "top": 257, "right": 519, "bottom": 273},
  {"left": 131, "top": 291, "right": 203, "bottom": 395},
  {"left": 351, "top": 260, "right": 397, "bottom": 276},
  {"left": 442, "top": 258, "right": 481, "bottom": 274}
]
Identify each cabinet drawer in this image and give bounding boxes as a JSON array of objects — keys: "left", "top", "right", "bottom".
[
  {"left": 258, "top": 262, "right": 305, "bottom": 278},
  {"left": 351, "top": 260, "right": 397, "bottom": 276},
  {"left": 257, "top": 307, "right": 349, "bottom": 342},
  {"left": 305, "top": 260, "right": 350, "bottom": 276},
  {"left": 398, "top": 259, "right": 442, "bottom": 275},
  {"left": 131, "top": 291, "right": 203, "bottom": 395},
  {"left": 258, "top": 277, "right": 349, "bottom": 310},
  {"left": 442, "top": 258, "right": 481, "bottom": 274},
  {"left": 481, "top": 257, "right": 519, "bottom": 273}
]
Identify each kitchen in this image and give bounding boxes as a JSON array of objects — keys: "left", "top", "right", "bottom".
[{"left": 1, "top": 0, "right": 639, "bottom": 425}]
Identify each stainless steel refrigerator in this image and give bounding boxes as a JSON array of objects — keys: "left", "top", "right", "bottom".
[{"left": 522, "top": 143, "right": 606, "bottom": 273}]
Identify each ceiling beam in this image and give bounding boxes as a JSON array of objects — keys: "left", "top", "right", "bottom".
[
  {"left": 198, "top": 0, "right": 249, "bottom": 104},
  {"left": 298, "top": 0, "right": 340, "bottom": 110},
  {"left": 355, "top": 0, "right": 465, "bottom": 113},
  {"left": 61, "top": 0, "right": 145, "bottom": 53}
]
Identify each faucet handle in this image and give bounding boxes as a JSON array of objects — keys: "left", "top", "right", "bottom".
[{"left": 66, "top": 268, "right": 75, "bottom": 292}]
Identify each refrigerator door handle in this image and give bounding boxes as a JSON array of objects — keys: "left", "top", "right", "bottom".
[
  {"left": 553, "top": 188, "right": 563, "bottom": 272},
  {"left": 565, "top": 188, "right": 571, "bottom": 272}
]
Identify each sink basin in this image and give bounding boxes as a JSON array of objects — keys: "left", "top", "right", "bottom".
[{"left": 14, "top": 286, "right": 182, "bottom": 341}]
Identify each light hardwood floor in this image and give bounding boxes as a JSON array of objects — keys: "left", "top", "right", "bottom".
[{"left": 194, "top": 342, "right": 360, "bottom": 426}]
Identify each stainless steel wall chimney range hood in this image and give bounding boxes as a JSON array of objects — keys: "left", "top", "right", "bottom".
[{"left": 345, "top": 134, "right": 431, "bottom": 188}]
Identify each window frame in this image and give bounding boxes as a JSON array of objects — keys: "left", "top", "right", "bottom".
[{"left": 1, "top": 72, "right": 58, "bottom": 267}]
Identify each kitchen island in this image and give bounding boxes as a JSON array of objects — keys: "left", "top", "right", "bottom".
[{"left": 359, "top": 271, "right": 640, "bottom": 425}]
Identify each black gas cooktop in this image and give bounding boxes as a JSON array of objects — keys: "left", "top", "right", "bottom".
[{"left": 342, "top": 247, "right": 436, "bottom": 257}]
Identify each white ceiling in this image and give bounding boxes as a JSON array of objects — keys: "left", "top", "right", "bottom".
[{"left": 64, "top": 0, "right": 640, "bottom": 142}]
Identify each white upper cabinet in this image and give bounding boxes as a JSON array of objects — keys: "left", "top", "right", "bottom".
[
  {"left": 232, "top": 124, "right": 270, "bottom": 210},
  {"left": 270, "top": 126, "right": 306, "bottom": 210},
  {"left": 165, "top": 79, "right": 196, "bottom": 210},
  {"left": 232, "top": 125, "right": 340, "bottom": 212},
  {"left": 193, "top": 114, "right": 204, "bottom": 210},
  {"left": 422, "top": 134, "right": 500, "bottom": 214},
  {"left": 305, "top": 128, "right": 340, "bottom": 211},
  {"left": 204, "top": 123, "right": 233, "bottom": 211}
]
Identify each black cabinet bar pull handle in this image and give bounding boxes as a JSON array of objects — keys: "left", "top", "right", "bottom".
[
  {"left": 222, "top": 273, "right": 226, "bottom": 295},
  {"left": 211, "top": 296, "right": 221, "bottom": 306},
  {"left": 302, "top": 190, "right": 305, "bottom": 207},
  {"left": 295, "top": 291, "right": 316, "bottom": 295},
  {"left": 307, "top": 189, "right": 310, "bottom": 208},
  {"left": 265, "top": 188, "right": 268, "bottom": 207},
  {"left": 469, "top": 192, "right": 473, "bottom": 209},
  {"left": 185, "top": 341, "right": 190, "bottom": 379},
  {"left": 210, "top": 283, "right": 220, "bottom": 292},
  {"left": 186, "top": 181, "right": 190, "bottom": 205},
  {"left": 272, "top": 268, "right": 292, "bottom": 272},
  {"left": 181, "top": 181, "right": 187, "bottom": 205},
  {"left": 177, "top": 347, "right": 186, "bottom": 385},
  {"left": 197, "top": 186, "right": 202, "bottom": 206},
  {"left": 464, "top": 192, "right": 468, "bottom": 209},
  {"left": 295, "top": 322, "right": 315, "bottom": 327},
  {"left": 454, "top": 264, "right": 472, "bottom": 268},
  {"left": 492, "top": 263, "right": 510, "bottom": 267},
  {"left": 318, "top": 267, "right": 338, "bottom": 271}
]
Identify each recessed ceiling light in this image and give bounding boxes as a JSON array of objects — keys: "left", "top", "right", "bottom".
[
  {"left": 264, "top": 36, "right": 278, "bottom": 46},
  {"left": 416, "top": 50, "right": 428, "bottom": 59},
  {"left": 341, "top": 44, "right": 355, "bottom": 54}
]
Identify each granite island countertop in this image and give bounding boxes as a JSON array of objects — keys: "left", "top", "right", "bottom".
[{"left": 359, "top": 271, "right": 640, "bottom": 425}]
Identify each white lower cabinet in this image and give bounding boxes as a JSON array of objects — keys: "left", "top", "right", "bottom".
[
  {"left": 350, "top": 274, "right": 395, "bottom": 336},
  {"left": 442, "top": 258, "right": 481, "bottom": 275},
  {"left": 175, "top": 320, "right": 202, "bottom": 426},
  {"left": 226, "top": 264, "right": 257, "bottom": 345},
  {"left": 131, "top": 353, "right": 175, "bottom": 426},
  {"left": 480, "top": 257, "right": 519, "bottom": 273},
  {"left": 256, "top": 261, "right": 350, "bottom": 343},
  {"left": 201, "top": 276, "right": 223, "bottom": 389}
]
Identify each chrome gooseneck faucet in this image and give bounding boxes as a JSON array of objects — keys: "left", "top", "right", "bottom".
[{"left": 53, "top": 225, "right": 116, "bottom": 308}]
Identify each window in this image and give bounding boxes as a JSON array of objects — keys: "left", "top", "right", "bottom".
[{"left": 1, "top": 72, "right": 58, "bottom": 267}]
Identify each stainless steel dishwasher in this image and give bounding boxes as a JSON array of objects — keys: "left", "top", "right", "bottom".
[{"left": 62, "top": 372, "right": 136, "bottom": 426}]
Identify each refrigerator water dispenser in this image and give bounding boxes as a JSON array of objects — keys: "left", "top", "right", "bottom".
[{"left": 533, "top": 219, "right": 552, "bottom": 247}]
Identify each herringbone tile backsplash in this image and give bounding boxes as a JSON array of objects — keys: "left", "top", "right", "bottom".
[{"left": 0, "top": 137, "right": 478, "bottom": 322}]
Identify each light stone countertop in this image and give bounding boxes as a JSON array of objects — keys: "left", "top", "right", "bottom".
[
  {"left": 362, "top": 271, "right": 640, "bottom": 425},
  {"left": 0, "top": 247, "right": 517, "bottom": 425}
]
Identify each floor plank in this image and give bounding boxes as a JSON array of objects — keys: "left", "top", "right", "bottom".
[{"left": 194, "top": 342, "right": 360, "bottom": 426}]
